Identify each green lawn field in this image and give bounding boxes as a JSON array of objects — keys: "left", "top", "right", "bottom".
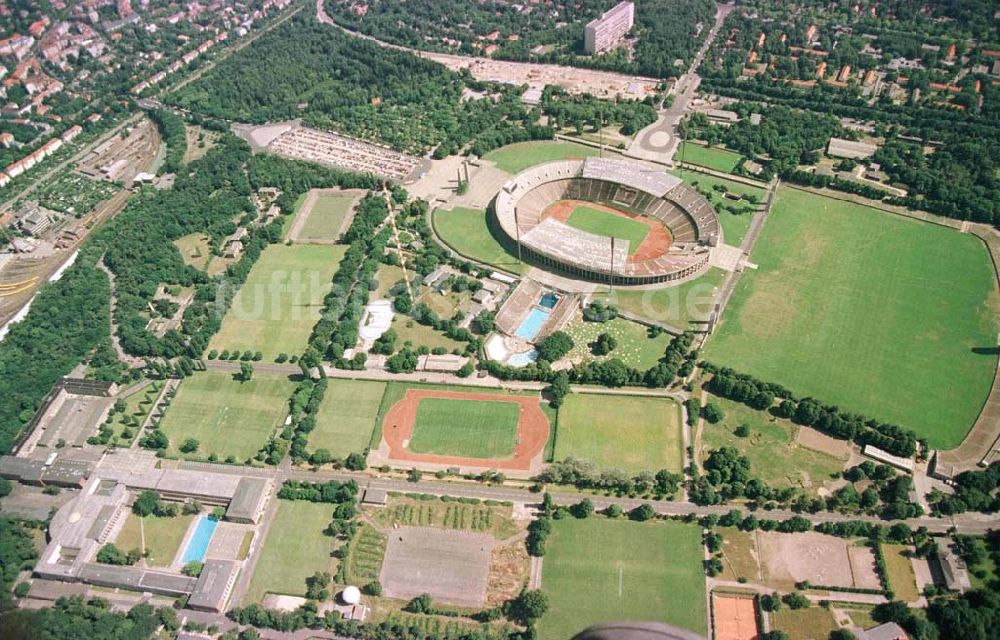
[
  {"left": 882, "top": 544, "right": 920, "bottom": 602},
  {"left": 408, "top": 397, "right": 520, "bottom": 458},
  {"left": 483, "top": 140, "right": 603, "bottom": 174},
  {"left": 699, "top": 393, "right": 846, "bottom": 495},
  {"left": 770, "top": 606, "right": 839, "bottom": 640},
  {"left": 115, "top": 513, "right": 195, "bottom": 567},
  {"left": 298, "top": 193, "right": 355, "bottom": 243},
  {"left": 244, "top": 501, "right": 337, "bottom": 603},
  {"left": 432, "top": 207, "right": 527, "bottom": 275},
  {"left": 563, "top": 316, "right": 671, "bottom": 370},
  {"left": 670, "top": 169, "right": 767, "bottom": 201},
  {"left": 566, "top": 205, "right": 649, "bottom": 253},
  {"left": 282, "top": 192, "right": 308, "bottom": 240},
  {"left": 310, "top": 379, "right": 386, "bottom": 458},
  {"left": 208, "top": 244, "right": 347, "bottom": 360},
  {"left": 538, "top": 518, "right": 706, "bottom": 639},
  {"left": 704, "top": 187, "right": 998, "bottom": 448},
  {"left": 158, "top": 371, "right": 297, "bottom": 461},
  {"left": 677, "top": 142, "right": 743, "bottom": 173},
  {"left": 591, "top": 267, "right": 725, "bottom": 330},
  {"left": 556, "top": 394, "right": 684, "bottom": 473}
]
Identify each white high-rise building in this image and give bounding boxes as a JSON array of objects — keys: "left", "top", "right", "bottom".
[{"left": 584, "top": 1, "right": 635, "bottom": 55}]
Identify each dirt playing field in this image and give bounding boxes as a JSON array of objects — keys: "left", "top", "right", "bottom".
[
  {"left": 712, "top": 594, "right": 759, "bottom": 640},
  {"left": 757, "top": 531, "right": 881, "bottom": 590},
  {"left": 380, "top": 526, "right": 493, "bottom": 608},
  {"left": 380, "top": 389, "right": 550, "bottom": 471},
  {"left": 542, "top": 199, "right": 672, "bottom": 262}
]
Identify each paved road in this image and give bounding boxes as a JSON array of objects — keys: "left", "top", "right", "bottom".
[{"left": 628, "top": 3, "right": 735, "bottom": 164}]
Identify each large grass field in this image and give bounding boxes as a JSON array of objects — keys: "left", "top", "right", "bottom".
[
  {"left": 562, "top": 315, "right": 671, "bottom": 370},
  {"left": 158, "top": 371, "right": 297, "bottom": 461},
  {"left": 115, "top": 513, "right": 194, "bottom": 567},
  {"left": 432, "top": 206, "right": 527, "bottom": 275},
  {"left": 566, "top": 205, "right": 649, "bottom": 252},
  {"left": 483, "top": 140, "right": 603, "bottom": 174},
  {"left": 699, "top": 393, "right": 846, "bottom": 495},
  {"left": 591, "top": 267, "right": 726, "bottom": 330},
  {"left": 209, "top": 244, "right": 347, "bottom": 360},
  {"left": 538, "top": 518, "right": 706, "bottom": 639},
  {"left": 297, "top": 193, "right": 355, "bottom": 243},
  {"left": 244, "top": 501, "right": 337, "bottom": 603},
  {"left": 703, "top": 187, "right": 998, "bottom": 448},
  {"left": 556, "top": 393, "right": 684, "bottom": 473},
  {"left": 677, "top": 142, "right": 743, "bottom": 173},
  {"left": 408, "top": 397, "right": 520, "bottom": 458},
  {"left": 310, "top": 379, "right": 386, "bottom": 458}
]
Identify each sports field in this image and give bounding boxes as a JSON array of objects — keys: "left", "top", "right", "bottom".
[
  {"left": 698, "top": 394, "right": 846, "bottom": 495},
  {"left": 538, "top": 518, "right": 706, "bottom": 639},
  {"left": 704, "top": 187, "right": 998, "bottom": 448},
  {"left": 158, "top": 371, "right": 296, "bottom": 461},
  {"left": 408, "top": 397, "right": 520, "bottom": 458},
  {"left": 769, "top": 606, "right": 839, "bottom": 640},
  {"left": 882, "top": 544, "right": 920, "bottom": 602},
  {"left": 115, "top": 513, "right": 195, "bottom": 567},
  {"left": 298, "top": 193, "right": 355, "bottom": 243},
  {"left": 677, "top": 142, "right": 743, "bottom": 173},
  {"left": 309, "top": 379, "right": 386, "bottom": 458},
  {"left": 562, "top": 316, "right": 671, "bottom": 370},
  {"left": 566, "top": 205, "right": 649, "bottom": 251},
  {"left": 208, "top": 244, "right": 347, "bottom": 359},
  {"left": 556, "top": 394, "right": 684, "bottom": 473},
  {"left": 483, "top": 140, "right": 603, "bottom": 174},
  {"left": 244, "top": 501, "right": 337, "bottom": 603},
  {"left": 432, "top": 206, "right": 527, "bottom": 275},
  {"left": 592, "top": 267, "right": 725, "bottom": 329}
]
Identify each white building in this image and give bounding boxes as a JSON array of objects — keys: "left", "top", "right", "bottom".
[{"left": 584, "top": 2, "right": 634, "bottom": 55}]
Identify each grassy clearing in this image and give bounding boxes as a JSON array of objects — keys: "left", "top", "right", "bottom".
[
  {"left": 369, "top": 495, "right": 519, "bottom": 540},
  {"left": 173, "top": 233, "right": 212, "bottom": 270},
  {"left": 717, "top": 527, "right": 760, "bottom": 582},
  {"left": 670, "top": 169, "right": 767, "bottom": 200},
  {"left": 208, "top": 244, "right": 347, "bottom": 360},
  {"left": 409, "top": 398, "right": 521, "bottom": 459},
  {"left": 310, "top": 379, "right": 386, "bottom": 458},
  {"left": 592, "top": 267, "right": 725, "bottom": 329},
  {"left": 433, "top": 207, "right": 527, "bottom": 275},
  {"left": 769, "top": 606, "right": 839, "bottom": 640},
  {"left": 159, "top": 371, "right": 296, "bottom": 461},
  {"left": 678, "top": 142, "right": 742, "bottom": 173},
  {"left": 562, "top": 315, "right": 671, "bottom": 370},
  {"left": 374, "top": 263, "right": 407, "bottom": 299},
  {"left": 391, "top": 315, "right": 466, "bottom": 352},
  {"left": 703, "top": 187, "right": 998, "bottom": 448},
  {"left": 244, "top": 501, "right": 337, "bottom": 603},
  {"left": 483, "top": 140, "right": 602, "bottom": 174},
  {"left": 346, "top": 524, "right": 388, "bottom": 585},
  {"left": 883, "top": 544, "right": 920, "bottom": 602},
  {"left": 698, "top": 393, "right": 846, "bottom": 495},
  {"left": 566, "top": 205, "right": 649, "bottom": 251},
  {"left": 109, "top": 382, "right": 163, "bottom": 445},
  {"left": 115, "top": 513, "right": 194, "bottom": 567},
  {"left": 538, "top": 518, "right": 706, "bottom": 639},
  {"left": 298, "top": 193, "right": 355, "bottom": 243},
  {"left": 556, "top": 393, "right": 684, "bottom": 473}
]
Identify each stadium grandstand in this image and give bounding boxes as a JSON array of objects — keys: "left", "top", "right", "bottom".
[{"left": 492, "top": 158, "right": 720, "bottom": 285}]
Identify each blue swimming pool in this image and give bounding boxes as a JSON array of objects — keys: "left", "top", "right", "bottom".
[
  {"left": 515, "top": 307, "right": 551, "bottom": 341},
  {"left": 507, "top": 349, "right": 539, "bottom": 367},
  {"left": 538, "top": 292, "right": 559, "bottom": 309},
  {"left": 181, "top": 515, "right": 218, "bottom": 564}
]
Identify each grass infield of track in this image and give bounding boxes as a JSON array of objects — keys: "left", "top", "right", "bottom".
[
  {"left": 703, "top": 187, "right": 998, "bottom": 449},
  {"left": 208, "top": 244, "right": 347, "bottom": 360},
  {"left": 566, "top": 205, "right": 650, "bottom": 253},
  {"left": 538, "top": 517, "right": 706, "bottom": 639},
  {"left": 408, "top": 397, "right": 521, "bottom": 459},
  {"left": 158, "top": 370, "right": 297, "bottom": 461},
  {"left": 555, "top": 393, "right": 684, "bottom": 473},
  {"left": 483, "top": 140, "right": 603, "bottom": 174}
]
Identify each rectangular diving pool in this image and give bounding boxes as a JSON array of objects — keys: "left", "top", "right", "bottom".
[{"left": 181, "top": 515, "right": 218, "bottom": 564}]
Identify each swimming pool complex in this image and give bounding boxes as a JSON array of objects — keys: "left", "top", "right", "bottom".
[
  {"left": 514, "top": 292, "right": 559, "bottom": 341},
  {"left": 181, "top": 515, "right": 218, "bottom": 564}
]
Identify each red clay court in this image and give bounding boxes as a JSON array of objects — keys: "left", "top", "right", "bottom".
[
  {"left": 542, "top": 198, "right": 673, "bottom": 262},
  {"left": 712, "top": 594, "right": 759, "bottom": 640},
  {"left": 380, "top": 389, "right": 550, "bottom": 471}
]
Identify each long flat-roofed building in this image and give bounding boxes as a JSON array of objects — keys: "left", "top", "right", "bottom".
[{"left": 584, "top": 1, "right": 635, "bottom": 55}]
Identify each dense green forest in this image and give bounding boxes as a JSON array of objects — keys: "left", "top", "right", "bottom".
[
  {"left": 324, "top": 0, "right": 715, "bottom": 79},
  {"left": 147, "top": 109, "right": 187, "bottom": 175}
]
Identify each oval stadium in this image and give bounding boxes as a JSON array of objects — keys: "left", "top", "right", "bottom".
[{"left": 492, "top": 157, "right": 721, "bottom": 285}]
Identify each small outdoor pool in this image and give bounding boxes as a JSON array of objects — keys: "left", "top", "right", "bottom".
[
  {"left": 538, "top": 292, "right": 559, "bottom": 309},
  {"left": 181, "top": 515, "right": 218, "bottom": 564},
  {"left": 515, "top": 307, "right": 551, "bottom": 341},
  {"left": 507, "top": 349, "right": 539, "bottom": 367}
]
